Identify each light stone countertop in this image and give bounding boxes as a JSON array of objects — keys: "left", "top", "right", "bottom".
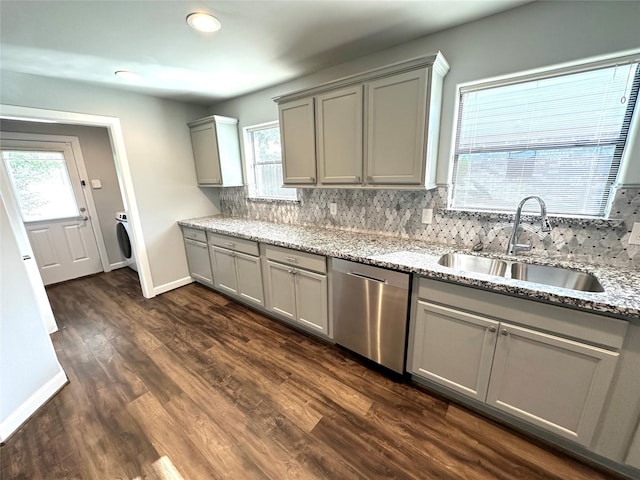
[{"left": 179, "top": 215, "right": 640, "bottom": 320}]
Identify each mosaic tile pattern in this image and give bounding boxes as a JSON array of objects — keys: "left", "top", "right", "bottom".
[{"left": 219, "top": 186, "right": 640, "bottom": 268}]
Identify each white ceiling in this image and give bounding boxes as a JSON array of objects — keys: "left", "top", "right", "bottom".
[{"left": 0, "top": 0, "right": 530, "bottom": 105}]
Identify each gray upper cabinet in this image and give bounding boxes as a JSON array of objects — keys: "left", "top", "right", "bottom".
[
  {"left": 188, "top": 115, "right": 243, "bottom": 187},
  {"left": 366, "top": 69, "right": 428, "bottom": 185},
  {"left": 316, "top": 86, "right": 363, "bottom": 184},
  {"left": 274, "top": 52, "right": 449, "bottom": 189},
  {"left": 279, "top": 97, "right": 317, "bottom": 185}
]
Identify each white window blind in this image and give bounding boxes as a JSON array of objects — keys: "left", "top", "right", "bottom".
[{"left": 450, "top": 59, "right": 640, "bottom": 218}]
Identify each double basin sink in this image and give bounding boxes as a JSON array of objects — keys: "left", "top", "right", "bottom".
[{"left": 438, "top": 253, "right": 604, "bottom": 293}]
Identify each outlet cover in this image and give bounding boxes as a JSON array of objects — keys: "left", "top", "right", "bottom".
[
  {"left": 629, "top": 222, "right": 640, "bottom": 246},
  {"left": 422, "top": 208, "right": 433, "bottom": 224},
  {"left": 330, "top": 203, "right": 337, "bottom": 216}
]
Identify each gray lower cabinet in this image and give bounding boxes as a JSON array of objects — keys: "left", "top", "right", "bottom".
[
  {"left": 263, "top": 245, "right": 328, "bottom": 336},
  {"left": 208, "top": 233, "right": 264, "bottom": 306},
  {"left": 182, "top": 228, "right": 213, "bottom": 286},
  {"left": 412, "top": 301, "right": 498, "bottom": 401},
  {"left": 410, "top": 278, "right": 624, "bottom": 448},
  {"left": 486, "top": 323, "right": 618, "bottom": 446}
]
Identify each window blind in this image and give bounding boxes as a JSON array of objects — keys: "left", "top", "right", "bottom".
[{"left": 450, "top": 60, "right": 640, "bottom": 217}]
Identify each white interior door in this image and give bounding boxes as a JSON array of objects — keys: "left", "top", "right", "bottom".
[{"left": 1, "top": 141, "right": 102, "bottom": 285}]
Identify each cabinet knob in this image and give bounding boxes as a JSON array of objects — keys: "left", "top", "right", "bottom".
[
  {"left": 488, "top": 326, "right": 497, "bottom": 333},
  {"left": 501, "top": 329, "right": 509, "bottom": 336},
  {"left": 355, "top": 176, "right": 361, "bottom": 182},
  {"left": 367, "top": 176, "right": 373, "bottom": 182},
  {"left": 309, "top": 176, "right": 315, "bottom": 182}
]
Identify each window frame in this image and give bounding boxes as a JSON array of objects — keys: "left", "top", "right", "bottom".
[
  {"left": 447, "top": 52, "right": 640, "bottom": 219},
  {"left": 243, "top": 121, "right": 298, "bottom": 202}
]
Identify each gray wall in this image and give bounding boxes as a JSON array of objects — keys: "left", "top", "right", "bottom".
[
  {"left": 0, "top": 120, "right": 126, "bottom": 267},
  {"left": 210, "top": 1, "right": 640, "bottom": 186},
  {"left": 0, "top": 72, "right": 220, "bottom": 290}
]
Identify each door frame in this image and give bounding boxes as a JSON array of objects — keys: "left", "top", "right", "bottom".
[
  {"left": 1, "top": 133, "right": 111, "bottom": 273},
  {"left": 0, "top": 104, "right": 154, "bottom": 300}
]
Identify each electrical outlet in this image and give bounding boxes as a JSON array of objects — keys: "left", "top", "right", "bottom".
[
  {"left": 330, "top": 203, "right": 337, "bottom": 216},
  {"left": 421, "top": 208, "right": 433, "bottom": 224},
  {"left": 629, "top": 222, "right": 640, "bottom": 246}
]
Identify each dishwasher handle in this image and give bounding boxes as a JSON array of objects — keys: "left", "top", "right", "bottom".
[{"left": 347, "top": 271, "right": 387, "bottom": 284}]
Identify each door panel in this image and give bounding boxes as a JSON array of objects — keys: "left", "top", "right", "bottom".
[
  {"left": 294, "top": 269, "right": 328, "bottom": 334},
  {"left": 184, "top": 238, "right": 213, "bottom": 286},
  {"left": 279, "top": 98, "right": 317, "bottom": 185},
  {"left": 211, "top": 246, "right": 238, "bottom": 294},
  {"left": 265, "top": 260, "right": 296, "bottom": 320},
  {"left": 63, "top": 223, "right": 90, "bottom": 261},
  {"left": 366, "top": 69, "right": 427, "bottom": 184},
  {"left": 486, "top": 323, "right": 619, "bottom": 446},
  {"left": 235, "top": 252, "right": 264, "bottom": 306},
  {"left": 316, "top": 86, "right": 363, "bottom": 184},
  {"left": 28, "top": 227, "right": 59, "bottom": 268},
  {"left": 410, "top": 301, "right": 498, "bottom": 401},
  {"left": 190, "top": 123, "right": 222, "bottom": 185}
]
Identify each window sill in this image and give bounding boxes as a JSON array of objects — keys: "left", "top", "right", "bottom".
[
  {"left": 247, "top": 196, "right": 300, "bottom": 205},
  {"left": 442, "top": 209, "right": 625, "bottom": 228}
]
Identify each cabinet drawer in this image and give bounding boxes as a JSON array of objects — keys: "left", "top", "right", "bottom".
[
  {"left": 263, "top": 244, "right": 326, "bottom": 273},
  {"left": 183, "top": 227, "right": 207, "bottom": 243},
  {"left": 208, "top": 232, "right": 259, "bottom": 256}
]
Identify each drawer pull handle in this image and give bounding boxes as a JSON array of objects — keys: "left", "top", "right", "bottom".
[
  {"left": 225, "top": 242, "right": 235, "bottom": 247},
  {"left": 284, "top": 256, "right": 298, "bottom": 262},
  {"left": 347, "top": 271, "right": 387, "bottom": 284}
]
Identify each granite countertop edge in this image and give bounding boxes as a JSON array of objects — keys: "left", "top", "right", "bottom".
[{"left": 178, "top": 215, "right": 640, "bottom": 320}]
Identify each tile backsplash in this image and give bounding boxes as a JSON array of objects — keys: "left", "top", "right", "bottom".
[{"left": 219, "top": 186, "right": 640, "bottom": 268}]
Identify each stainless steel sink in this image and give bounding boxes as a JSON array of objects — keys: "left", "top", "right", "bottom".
[
  {"left": 510, "top": 263, "right": 604, "bottom": 292},
  {"left": 437, "top": 253, "right": 604, "bottom": 293},
  {"left": 438, "top": 253, "right": 508, "bottom": 276}
]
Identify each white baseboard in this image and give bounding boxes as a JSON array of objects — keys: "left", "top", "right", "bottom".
[
  {"left": 109, "top": 260, "right": 130, "bottom": 270},
  {"left": 153, "top": 275, "right": 193, "bottom": 295},
  {"left": 0, "top": 369, "right": 68, "bottom": 442}
]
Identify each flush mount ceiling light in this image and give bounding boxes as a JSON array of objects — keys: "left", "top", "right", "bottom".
[
  {"left": 114, "top": 70, "right": 140, "bottom": 81},
  {"left": 186, "top": 12, "right": 221, "bottom": 33}
]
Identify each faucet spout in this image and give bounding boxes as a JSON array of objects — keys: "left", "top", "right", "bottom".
[{"left": 506, "top": 196, "right": 552, "bottom": 256}]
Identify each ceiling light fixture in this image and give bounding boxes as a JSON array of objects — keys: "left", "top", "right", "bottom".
[
  {"left": 186, "top": 12, "right": 221, "bottom": 33},
  {"left": 114, "top": 70, "right": 140, "bottom": 81}
]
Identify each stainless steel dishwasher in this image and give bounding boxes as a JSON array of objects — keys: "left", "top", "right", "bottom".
[{"left": 332, "top": 258, "right": 410, "bottom": 374}]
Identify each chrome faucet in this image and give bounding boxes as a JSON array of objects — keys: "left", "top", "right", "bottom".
[{"left": 506, "top": 196, "right": 552, "bottom": 256}]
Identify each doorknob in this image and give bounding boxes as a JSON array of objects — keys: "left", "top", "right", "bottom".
[{"left": 80, "top": 207, "right": 86, "bottom": 212}]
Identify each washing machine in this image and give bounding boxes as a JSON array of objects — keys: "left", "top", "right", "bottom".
[{"left": 115, "top": 211, "right": 138, "bottom": 271}]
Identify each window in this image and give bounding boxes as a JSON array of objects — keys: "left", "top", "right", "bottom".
[
  {"left": 450, "top": 57, "right": 640, "bottom": 218},
  {"left": 2, "top": 149, "right": 80, "bottom": 222},
  {"left": 244, "top": 122, "right": 297, "bottom": 200}
]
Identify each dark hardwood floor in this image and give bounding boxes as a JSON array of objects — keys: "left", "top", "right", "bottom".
[{"left": 1, "top": 268, "right": 616, "bottom": 479}]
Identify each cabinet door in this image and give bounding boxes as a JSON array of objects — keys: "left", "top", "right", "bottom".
[
  {"left": 190, "top": 122, "right": 222, "bottom": 186},
  {"left": 184, "top": 238, "right": 213, "bottom": 286},
  {"left": 279, "top": 98, "right": 317, "bottom": 185},
  {"left": 366, "top": 69, "right": 428, "bottom": 185},
  {"left": 316, "top": 86, "right": 363, "bottom": 184},
  {"left": 294, "top": 269, "right": 328, "bottom": 335},
  {"left": 210, "top": 246, "right": 238, "bottom": 295},
  {"left": 265, "top": 260, "right": 296, "bottom": 321},
  {"left": 235, "top": 251, "right": 264, "bottom": 306},
  {"left": 410, "top": 301, "right": 498, "bottom": 401},
  {"left": 486, "top": 323, "right": 619, "bottom": 446}
]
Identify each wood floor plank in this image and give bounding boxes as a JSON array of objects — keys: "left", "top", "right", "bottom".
[{"left": 0, "top": 268, "right": 622, "bottom": 480}]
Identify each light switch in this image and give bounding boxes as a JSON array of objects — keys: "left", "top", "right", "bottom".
[
  {"left": 330, "top": 203, "right": 337, "bottom": 216},
  {"left": 629, "top": 222, "right": 640, "bottom": 246},
  {"left": 91, "top": 179, "right": 102, "bottom": 189}
]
